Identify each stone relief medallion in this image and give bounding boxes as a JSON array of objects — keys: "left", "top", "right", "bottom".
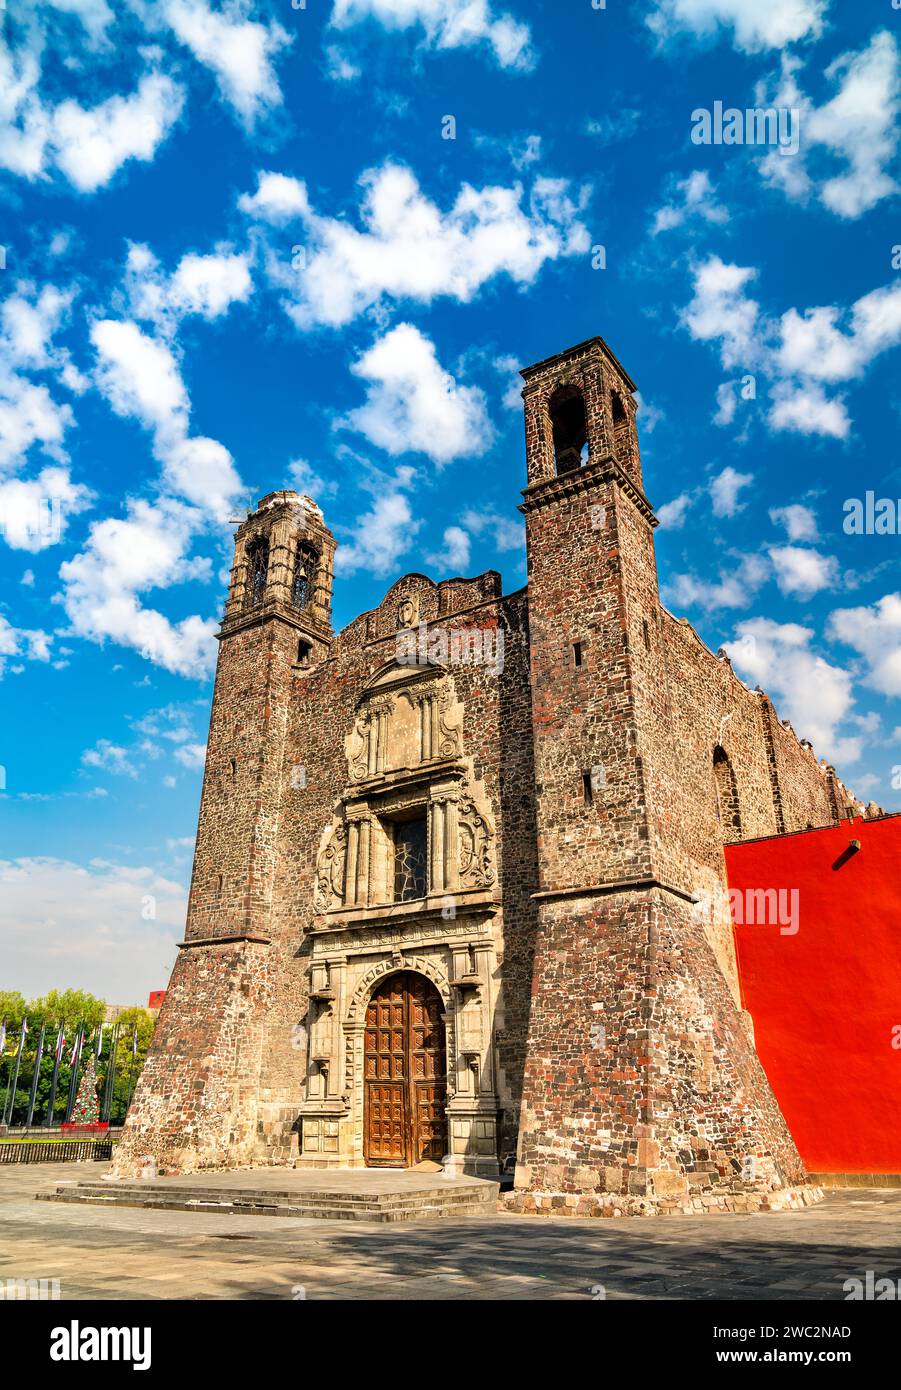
[{"left": 398, "top": 597, "right": 418, "bottom": 629}]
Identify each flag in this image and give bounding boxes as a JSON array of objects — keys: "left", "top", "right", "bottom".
[
  {"left": 26, "top": 1024, "right": 46, "bottom": 1129},
  {"left": 0, "top": 1019, "right": 6, "bottom": 1053},
  {"left": 132, "top": 1028, "right": 138, "bottom": 1057},
  {"left": 3, "top": 1018, "right": 29, "bottom": 1125},
  {"left": 96, "top": 1024, "right": 104, "bottom": 1058},
  {"left": 55, "top": 1027, "right": 66, "bottom": 1061}
]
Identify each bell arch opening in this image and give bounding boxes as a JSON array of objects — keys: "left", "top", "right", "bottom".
[{"left": 549, "top": 384, "right": 588, "bottom": 476}]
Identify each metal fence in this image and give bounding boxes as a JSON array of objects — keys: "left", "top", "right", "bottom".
[{"left": 0, "top": 1140, "right": 114, "bottom": 1164}]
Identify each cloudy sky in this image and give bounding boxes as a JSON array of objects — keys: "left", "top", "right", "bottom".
[{"left": 1, "top": 0, "right": 900, "bottom": 1001}]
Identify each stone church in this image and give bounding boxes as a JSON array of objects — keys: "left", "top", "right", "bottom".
[{"left": 114, "top": 335, "right": 868, "bottom": 1215}]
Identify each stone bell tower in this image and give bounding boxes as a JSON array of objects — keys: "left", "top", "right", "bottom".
[
  {"left": 112, "top": 491, "right": 335, "bottom": 1176},
  {"left": 511, "top": 338, "right": 814, "bottom": 1215}
]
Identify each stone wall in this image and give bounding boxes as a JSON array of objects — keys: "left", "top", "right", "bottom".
[{"left": 117, "top": 337, "right": 872, "bottom": 1196}]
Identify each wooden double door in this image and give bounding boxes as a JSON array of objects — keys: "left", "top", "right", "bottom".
[{"left": 364, "top": 972, "right": 448, "bottom": 1167}]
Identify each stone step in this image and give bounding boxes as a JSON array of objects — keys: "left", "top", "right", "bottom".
[
  {"left": 43, "top": 1181, "right": 494, "bottom": 1208},
  {"left": 39, "top": 1179, "right": 499, "bottom": 1223}
]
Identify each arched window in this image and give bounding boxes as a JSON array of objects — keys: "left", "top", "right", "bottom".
[
  {"left": 549, "top": 384, "right": 588, "bottom": 476},
  {"left": 292, "top": 542, "right": 317, "bottom": 611},
  {"left": 713, "top": 745, "right": 742, "bottom": 841},
  {"left": 245, "top": 537, "right": 269, "bottom": 609},
  {"left": 610, "top": 390, "right": 631, "bottom": 461}
]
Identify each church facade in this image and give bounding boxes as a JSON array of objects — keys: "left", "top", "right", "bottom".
[{"left": 114, "top": 336, "right": 869, "bottom": 1214}]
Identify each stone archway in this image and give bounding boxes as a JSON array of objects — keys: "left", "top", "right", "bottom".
[{"left": 363, "top": 971, "right": 448, "bottom": 1168}]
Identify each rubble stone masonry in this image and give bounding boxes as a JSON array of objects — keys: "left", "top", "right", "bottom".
[{"left": 114, "top": 338, "right": 870, "bottom": 1211}]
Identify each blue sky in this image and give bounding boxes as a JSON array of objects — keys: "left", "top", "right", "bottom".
[{"left": 1, "top": 0, "right": 900, "bottom": 1001}]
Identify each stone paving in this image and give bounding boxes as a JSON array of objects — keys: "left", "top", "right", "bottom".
[{"left": 1, "top": 1164, "right": 900, "bottom": 1301}]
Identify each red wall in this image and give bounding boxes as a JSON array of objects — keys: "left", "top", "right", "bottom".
[{"left": 725, "top": 815, "right": 901, "bottom": 1174}]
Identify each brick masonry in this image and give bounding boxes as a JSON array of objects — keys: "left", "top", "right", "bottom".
[{"left": 113, "top": 337, "right": 873, "bottom": 1212}]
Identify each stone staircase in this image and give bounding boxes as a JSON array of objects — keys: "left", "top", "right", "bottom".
[{"left": 39, "top": 1175, "right": 500, "bottom": 1223}]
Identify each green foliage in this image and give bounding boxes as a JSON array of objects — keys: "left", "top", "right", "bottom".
[
  {"left": 0, "top": 992, "right": 155, "bottom": 1128},
  {"left": 0, "top": 992, "right": 27, "bottom": 1034},
  {"left": 32, "top": 990, "right": 105, "bottom": 1034}
]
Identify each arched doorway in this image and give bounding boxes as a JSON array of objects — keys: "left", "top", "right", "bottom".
[{"left": 363, "top": 972, "right": 448, "bottom": 1168}]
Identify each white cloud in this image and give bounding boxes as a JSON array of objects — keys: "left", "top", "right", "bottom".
[
  {"left": 724, "top": 616, "right": 858, "bottom": 764},
  {"left": 768, "top": 381, "right": 850, "bottom": 439},
  {"left": 174, "top": 741, "right": 207, "bottom": 770},
  {"left": 237, "top": 170, "right": 309, "bottom": 225},
  {"left": 710, "top": 465, "right": 753, "bottom": 518},
  {"left": 51, "top": 71, "right": 185, "bottom": 194},
  {"left": 0, "top": 614, "right": 54, "bottom": 679},
  {"left": 666, "top": 554, "right": 769, "bottom": 612},
  {"left": 82, "top": 739, "right": 139, "bottom": 778},
  {"left": 91, "top": 318, "right": 189, "bottom": 439},
  {"left": 585, "top": 109, "right": 641, "bottom": 144},
  {"left": 287, "top": 458, "right": 337, "bottom": 499},
  {"left": 0, "top": 44, "right": 183, "bottom": 192},
  {"left": 768, "top": 544, "right": 839, "bottom": 598},
  {"left": 161, "top": 0, "right": 292, "bottom": 126},
  {"left": 90, "top": 317, "right": 243, "bottom": 519},
  {"left": 828, "top": 593, "right": 901, "bottom": 698},
  {"left": 760, "top": 32, "right": 900, "bottom": 220},
  {"left": 242, "top": 162, "right": 590, "bottom": 329},
  {"left": 651, "top": 170, "right": 728, "bottom": 234},
  {"left": 124, "top": 243, "right": 253, "bottom": 332},
  {"left": 1, "top": 283, "right": 75, "bottom": 371},
  {"left": 426, "top": 525, "right": 471, "bottom": 573},
  {"left": 0, "top": 465, "right": 92, "bottom": 552},
  {"left": 329, "top": 0, "right": 533, "bottom": 71},
  {"left": 656, "top": 493, "right": 693, "bottom": 529},
  {"left": 682, "top": 257, "right": 901, "bottom": 438},
  {"left": 45, "top": 0, "right": 116, "bottom": 41},
  {"left": 0, "top": 856, "right": 185, "bottom": 1000},
  {"left": 337, "top": 474, "right": 420, "bottom": 577},
  {"left": 769, "top": 503, "right": 818, "bottom": 541},
  {"left": 681, "top": 257, "right": 760, "bottom": 370},
  {"left": 346, "top": 324, "right": 492, "bottom": 464},
  {"left": 58, "top": 498, "right": 218, "bottom": 678},
  {"left": 460, "top": 506, "right": 523, "bottom": 553},
  {"left": 0, "top": 375, "right": 73, "bottom": 473},
  {"left": 647, "top": 0, "right": 827, "bottom": 53},
  {"left": 776, "top": 282, "right": 901, "bottom": 383}
]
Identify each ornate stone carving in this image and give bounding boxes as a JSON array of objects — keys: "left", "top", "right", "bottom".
[
  {"left": 457, "top": 797, "right": 496, "bottom": 889},
  {"left": 347, "top": 712, "right": 372, "bottom": 782},
  {"left": 314, "top": 820, "right": 346, "bottom": 911},
  {"left": 437, "top": 683, "right": 462, "bottom": 758}
]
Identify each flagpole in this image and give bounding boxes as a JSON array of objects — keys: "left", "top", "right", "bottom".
[
  {"left": 3, "top": 1019, "right": 28, "bottom": 1127},
  {"left": 64, "top": 1023, "right": 85, "bottom": 1122},
  {"left": 125, "top": 1028, "right": 139, "bottom": 1113},
  {"left": 101, "top": 1023, "right": 119, "bottom": 1123},
  {"left": 44, "top": 1023, "right": 64, "bottom": 1128},
  {"left": 25, "top": 1023, "right": 46, "bottom": 1130}
]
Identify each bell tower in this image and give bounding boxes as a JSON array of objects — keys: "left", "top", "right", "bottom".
[
  {"left": 513, "top": 337, "right": 813, "bottom": 1215},
  {"left": 112, "top": 491, "right": 336, "bottom": 1176}
]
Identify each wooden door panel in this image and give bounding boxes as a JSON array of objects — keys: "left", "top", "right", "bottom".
[{"left": 364, "top": 972, "right": 447, "bottom": 1167}]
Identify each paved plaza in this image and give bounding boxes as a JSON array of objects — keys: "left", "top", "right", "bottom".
[{"left": 1, "top": 1163, "right": 899, "bottom": 1301}]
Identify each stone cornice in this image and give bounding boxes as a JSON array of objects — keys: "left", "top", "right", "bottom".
[
  {"left": 178, "top": 934, "right": 272, "bottom": 949},
  {"left": 532, "top": 877, "right": 695, "bottom": 905},
  {"left": 519, "top": 455, "right": 657, "bottom": 527}
]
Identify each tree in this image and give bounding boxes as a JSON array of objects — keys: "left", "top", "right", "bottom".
[
  {"left": 107, "top": 1009, "right": 155, "bottom": 1124},
  {"left": 69, "top": 1052, "right": 100, "bottom": 1124}
]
